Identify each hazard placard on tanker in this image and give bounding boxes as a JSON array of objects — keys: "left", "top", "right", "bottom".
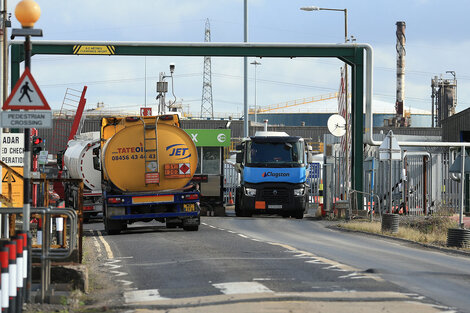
[{"left": 164, "top": 163, "right": 192, "bottom": 178}]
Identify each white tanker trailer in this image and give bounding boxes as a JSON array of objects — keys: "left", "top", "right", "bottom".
[{"left": 63, "top": 132, "right": 103, "bottom": 221}]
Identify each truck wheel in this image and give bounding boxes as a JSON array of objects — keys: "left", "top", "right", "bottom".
[
  {"left": 294, "top": 211, "right": 304, "bottom": 219},
  {"left": 235, "top": 189, "right": 242, "bottom": 217},
  {"left": 183, "top": 225, "right": 199, "bottom": 231},
  {"left": 105, "top": 218, "right": 122, "bottom": 235},
  {"left": 242, "top": 209, "right": 252, "bottom": 217},
  {"left": 166, "top": 221, "right": 181, "bottom": 229},
  {"left": 235, "top": 190, "right": 252, "bottom": 217}
]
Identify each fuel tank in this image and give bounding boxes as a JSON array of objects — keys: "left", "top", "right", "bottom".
[{"left": 101, "top": 115, "right": 197, "bottom": 192}]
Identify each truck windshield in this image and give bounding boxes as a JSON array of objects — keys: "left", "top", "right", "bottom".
[{"left": 247, "top": 141, "right": 304, "bottom": 166}]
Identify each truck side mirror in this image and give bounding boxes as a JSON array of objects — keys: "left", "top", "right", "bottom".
[
  {"left": 307, "top": 152, "right": 314, "bottom": 163},
  {"left": 236, "top": 152, "right": 243, "bottom": 164},
  {"left": 306, "top": 145, "right": 314, "bottom": 163}
]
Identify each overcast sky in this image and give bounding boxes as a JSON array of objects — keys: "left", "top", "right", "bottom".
[{"left": 5, "top": 0, "right": 470, "bottom": 117}]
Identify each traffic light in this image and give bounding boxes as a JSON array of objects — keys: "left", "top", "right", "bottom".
[{"left": 32, "top": 136, "right": 43, "bottom": 155}]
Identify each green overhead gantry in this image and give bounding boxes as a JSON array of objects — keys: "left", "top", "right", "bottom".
[{"left": 10, "top": 41, "right": 368, "bottom": 210}]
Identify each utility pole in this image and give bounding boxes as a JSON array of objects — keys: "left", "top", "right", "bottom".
[
  {"left": 243, "top": 0, "right": 248, "bottom": 137},
  {"left": 201, "top": 18, "right": 214, "bottom": 119},
  {"left": 250, "top": 60, "right": 261, "bottom": 123}
]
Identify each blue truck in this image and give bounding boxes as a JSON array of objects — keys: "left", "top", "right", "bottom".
[{"left": 235, "top": 131, "right": 312, "bottom": 218}]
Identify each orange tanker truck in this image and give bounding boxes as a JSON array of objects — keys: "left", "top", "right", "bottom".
[{"left": 97, "top": 114, "right": 200, "bottom": 234}]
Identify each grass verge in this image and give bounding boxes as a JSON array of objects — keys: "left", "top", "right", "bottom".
[{"left": 337, "top": 215, "right": 469, "bottom": 251}]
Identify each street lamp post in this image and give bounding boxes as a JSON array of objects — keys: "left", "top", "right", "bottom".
[
  {"left": 300, "top": 5, "right": 350, "bottom": 201},
  {"left": 11, "top": 0, "right": 42, "bottom": 303},
  {"left": 250, "top": 60, "right": 261, "bottom": 123},
  {"left": 12, "top": 0, "right": 42, "bottom": 231}
]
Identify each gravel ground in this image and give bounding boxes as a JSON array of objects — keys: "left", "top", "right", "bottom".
[{"left": 23, "top": 235, "right": 124, "bottom": 313}]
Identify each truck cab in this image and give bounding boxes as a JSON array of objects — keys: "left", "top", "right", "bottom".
[{"left": 235, "top": 131, "right": 312, "bottom": 218}]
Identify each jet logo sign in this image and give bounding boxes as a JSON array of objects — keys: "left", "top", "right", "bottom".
[{"left": 166, "top": 144, "right": 191, "bottom": 160}]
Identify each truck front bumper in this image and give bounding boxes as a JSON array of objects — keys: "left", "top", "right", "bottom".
[{"left": 241, "top": 183, "right": 307, "bottom": 213}]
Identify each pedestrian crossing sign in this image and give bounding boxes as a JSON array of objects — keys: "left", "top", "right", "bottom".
[{"left": 2, "top": 67, "right": 51, "bottom": 110}]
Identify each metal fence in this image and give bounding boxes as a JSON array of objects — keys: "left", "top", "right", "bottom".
[
  {"left": 361, "top": 146, "right": 462, "bottom": 216},
  {"left": 223, "top": 161, "right": 238, "bottom": 206}
]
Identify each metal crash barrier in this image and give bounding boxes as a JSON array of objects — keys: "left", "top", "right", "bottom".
[{"left": 0, "top": 206, "right": 78, "bottom": 309}]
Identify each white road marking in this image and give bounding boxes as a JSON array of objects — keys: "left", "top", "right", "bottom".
[
  {"left": 305, "top": 259, "right": 325, "bottom": 264},
  {"left": 213, "top": 282, "right": 273, "bottom": 295},
  {"left": 117, "top": 280, "right": 134, "bottom": 287},
  {"left": 338, "top": 272, "right": 369, "bottom": 279},
  {"left": 92, "top": 236, "right": 102, "bottom": 254},
  {"left": 238, "top": 234, "right": 249, "bottom": 238},
  {"left": 109, "top": 270, "right": 128, "bottom": 277},
  {"left": 294, "top": 253, "right": 313, "bottom": 258},
  {"left": 124, "top": 289, "right": 169, "bottom": 303},
  {"left": 103, "top": 259, "right": 122, "bottom": 270},
  {"left": 97, "top": 230, "right": 114, "bottom": 259}
]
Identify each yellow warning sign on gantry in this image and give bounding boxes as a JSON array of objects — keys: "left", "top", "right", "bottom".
[{"left": 73, "top": 45, "right": 116, "bottom": 55}]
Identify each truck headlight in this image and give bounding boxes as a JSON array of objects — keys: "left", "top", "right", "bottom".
[
  {"left": 244, "top": 187, "right": 256, "bottom": 197},
  {"left": 294, "top": 188, "right": 305, "bottom": 196}
]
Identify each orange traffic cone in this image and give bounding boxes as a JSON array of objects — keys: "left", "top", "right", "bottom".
[{"left": 229, "top": 192, "right": 234, "bottom": 205}]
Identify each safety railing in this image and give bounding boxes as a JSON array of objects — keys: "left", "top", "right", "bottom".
[
  {"left": 349, "top": 189, "right": 382, "bottom": 221},
  {"left": 0, "top": 206, "right": 78, "bottom": 307}
]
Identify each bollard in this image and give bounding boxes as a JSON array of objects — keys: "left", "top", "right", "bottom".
[
  {"left": 37, "top": 218, "right": 42, "bottom": 246},
  {"left": 16, "top": 232, "right": 28, "bottom": 304},
  {"left": 0, "top": 244, "right": 9, "bottom": 312},
  {"left": 5, "top": 241, "right": 16, "bottom": 313},
  {"left": 12, "top": 236, "right": 23, "bottom": 313},
  {"left": 447, "top": 228, "right": 470, "bottom": 248},
  {"left": 381, "top": 213, "right": 399, "bottom": 234},
  {"left": 56, "top": 217, "right": 64, "bottom": 247}
]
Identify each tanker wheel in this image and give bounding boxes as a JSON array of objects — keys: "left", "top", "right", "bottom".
[
  {"left": 105, "top": 218, "right": 122, "bottom": 235},
  {"left": 183, "top": 225, "right": 199, "bottom": 231},
  {"left": 166, "top": 221, "right": 181, "bottom": 229}
]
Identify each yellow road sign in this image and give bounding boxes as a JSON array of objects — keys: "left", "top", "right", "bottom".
[
  {"left": 73, "top": 45, "right": 116, "bottom": 55},
  {"left": 1, "top": 167, "right": 23, "bottom": 207}
]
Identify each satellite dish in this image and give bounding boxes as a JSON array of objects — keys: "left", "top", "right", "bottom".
[{"left": 327, "top": 114, "right": 346, "bottom": 137}]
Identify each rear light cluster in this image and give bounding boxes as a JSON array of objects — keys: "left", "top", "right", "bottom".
[
  {"left": 125, "top": 117, "right": 140, "bottom": 122},
  {"left": 184, "top": 194, "right": 199, "bottom": 200},
  {"left": 108, "top": 197, "right": 124, "bottom": 204},
  {"left": 83, "top": 205, "right": 94, "bottom": 211},
  {"left": 159, "top": 115, "right": 174, "bottom": 121}
]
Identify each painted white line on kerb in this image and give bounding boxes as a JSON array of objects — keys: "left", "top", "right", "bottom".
[
  {"left": 92, "top": 236, "right": 101, "bottom": 254},
  {"left": 124, "top": 289, "right": 169, "bottom": 303},
  {"left": 213, "top": 282, "right": 273, "bottom": 295},
  {"left": 97, "top": 230, "right": 114, "bottom": 259}
]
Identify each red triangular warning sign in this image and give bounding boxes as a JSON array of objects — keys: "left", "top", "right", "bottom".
[{"left": 2, "top": 67, "right": 51, "bottom": 110}]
